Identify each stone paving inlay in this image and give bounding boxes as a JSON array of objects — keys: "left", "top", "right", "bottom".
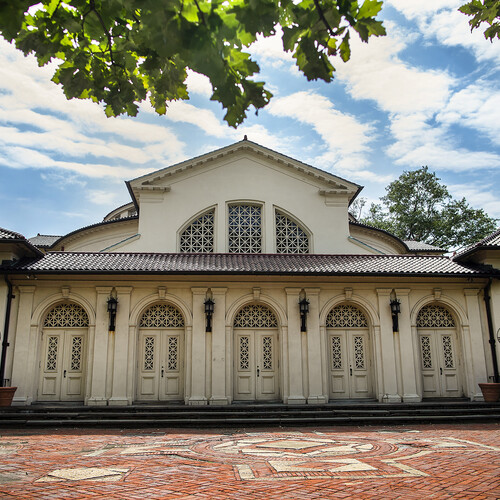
[{"left": 0, "top": 423, "right": 499, "bottom": 499}]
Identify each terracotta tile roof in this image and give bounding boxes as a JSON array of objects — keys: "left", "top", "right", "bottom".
[
  {"left": 404, "top": 240, "right": 446, "bottom": 252},
  {"left": 454, "top": 227, "right": 500, "bottom": 261},
  {"left": 28, "top": 234, "right": 62, "bottom": 248},
  {"left": 3, "top": 252, "right": 495, "bottom": 277},
  {"left": 0, "top": 227, "right": 26, "bottom": 240}
]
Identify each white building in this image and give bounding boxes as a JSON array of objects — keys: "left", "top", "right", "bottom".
[{"left": 1, "top": 139, "right": 499, "bottom": 406}]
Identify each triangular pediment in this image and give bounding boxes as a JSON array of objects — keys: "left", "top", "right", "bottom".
[{"left": 126, "top": 140, "right": 362, "bottom": 205}]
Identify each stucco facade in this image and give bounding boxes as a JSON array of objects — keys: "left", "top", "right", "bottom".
[{"left": 1, "top": 140, "right": 499, "bottom": 406}]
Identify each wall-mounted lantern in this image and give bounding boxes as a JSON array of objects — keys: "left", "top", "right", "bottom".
[
  {"left": 204, "top": 297, "right": 214, "bottom": 333},
  {"left": 390, "top": 292, "right": 400, "bottom": 334},
  {"left": 299, "top": 296, "right": 309, "bottom": 332},
  {"left": 107, "top": 296, "right": 118, "bottom": 333}
]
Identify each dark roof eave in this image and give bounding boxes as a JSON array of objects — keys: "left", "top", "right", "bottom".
[{"left": 453, "top": 245, "right": 500, "bottom": 262}]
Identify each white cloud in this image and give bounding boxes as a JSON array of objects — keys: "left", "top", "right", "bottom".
[
  {"left": 268, "top": 91, "right": 375, "bottom": 172},
  {"left": 86, "top": 189, "right": 121, "bottom": 206},
  {"left": 185, "top": 70, "right": 212, "bottom": 97}
]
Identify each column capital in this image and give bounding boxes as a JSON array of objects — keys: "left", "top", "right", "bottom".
[
  {"left": 464, "top": 288, "right": 481, "bottom": 297},
  {"left": 18, "top": 285, "right": 36, "bottom": 294},
  {"left": 304, "top": 287, "right": 321, "bottom": 296},
  {"left": 116, "top": 286, "right": 133, "bottom": 294},
  {"left": 95, "top": 286, "right": 113, "bottom": 294},
  {"left": 285, "top": 287, "right": 302, "bottom": 295},
  {"left": 376, "top": 288, "right": 392, "bottom": 296},
  {"left": 394, "top": 288, "right": 411, "bottom": 296},
  {"left": 191, "top": 287, "right": 208, "bottom": 295},
  {"left": 211, "top": 287, "right": 228, "bottom": 295}
]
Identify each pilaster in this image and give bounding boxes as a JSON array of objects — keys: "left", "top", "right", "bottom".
[
  {"left": 304, "top": 288, "right": 327, "bottom": 404},
  {"left": 88, "top": 286, "right": 112, "bottom": 406},
  {"left": 11, "top": 286, "right": 36, "bottom": 404},
  {"left": 109, "top": 287, "right": 133, "bottom": 406},
  {"left": 376, "top": 288, "right": 401, "bottom": 402},
  {"left": 464, "top": 288, "right": 488, "bottom": 400},
  {"left": 285, "top": 288, "right": 306, "bottom": 404},
  {"left": 189, "top": 287, "right": 208, "bottom": 405},
  {"left": 209, "top": 288, "right": 229, "bottom": 405},
  {"left": 395, "top": 288, "right": 419, "bottom": 402}
]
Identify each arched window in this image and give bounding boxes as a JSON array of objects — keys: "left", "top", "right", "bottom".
[
  {"left": 44, "top": 303, "right": 89, "bottom": 327},
  {"left": 140, "top": 304, "right": 185, "bottom": 328},
  {"left": 417, "top": 304, "right": 455, "bottom": 328},
  {"left": 275, "top": 210, "right": 309, "bottom": 254},
  {"left": 228, "top": 204, "right": 262, "bottom": 253},
  {"left": 179, "top": 209, "right": 215, "bottom": 253},
  {"left": 326, "top": 304, "right": 368, "bottom": 328},
  {"left": 234, "top": 304, "right": 278, "bottom": 328}
]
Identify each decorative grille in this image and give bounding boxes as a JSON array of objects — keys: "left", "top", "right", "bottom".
[
  {"left": 179, "top": 210, "right": 215, "bottom": 253},
  {"left": 354, "top": 336, "right": 365, "bottom": 369},
  {"left": 331, "top": 336, "right": 342, "bottom": 369},
  {"left": 275, "top": 211, "right": 309, "bottom": 254},
  {"left": 46, "top": 336, "right": 58, "bottom": 371},
  {"left": 228, "top": 204, "right": 262, "bottom": 253},
  {"left": 417, "top": 305, "right": 455, "bottom": 328},
  {"left": 442, "top": 336, "right": 454, "bottom": 368},
  {"left": 144, "top": 336, "right": 155, "bottom": 370},
  {"left": 420, "top": 336, "right": 432, "bottom": 369},
  {"left": 234, "top": 305, "right": 278, "bottom": 328},
  {"left": 44, "top": 303, "right": 89, "bottom": 328},
  {"left": 168, "top": 336, "right": 178, "bottom": 371},
  {"left": 262, "top": 336, "right": 273, "bottom": 370},
  {"left": 326, "top": 305, "right": 368, "bottom": 328},
  {"left": 70, "top": 336, "right": 83, "bottom": 371},
  {"left": 140, "top": 304, "right": 185, "bottom": 328},
  {"left": 239, "top": 336, "right": 249, "bottom": 370}
]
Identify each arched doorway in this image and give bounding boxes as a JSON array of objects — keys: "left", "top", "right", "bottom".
[
  {"left": 233, "top": 304, "right": 280, "bottom": 401},
  {"left": 326, "top": 304, "right": 373, "bottom": 399},
  {"left": 136, "top": 303, "right": 185, "bottom": 401},
  {"left": 417, "top": 304, "right": 463, "bottom": 398},
  {"left": 38, "top": 303, "right": 89, "bottom": 401}
]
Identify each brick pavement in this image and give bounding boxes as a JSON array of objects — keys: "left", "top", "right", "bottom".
[{"left": 0, "top": 423, "right": 499, "bottom": 499}]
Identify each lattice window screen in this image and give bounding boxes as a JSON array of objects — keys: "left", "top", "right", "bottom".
[
  {"left": 46, "top": 336, "right": 58, "bottom": 371},
  {"left": 144, "top": 336, "right": 155, "bottom": 370},
  {"left": 234, "top": 305, "right": 278, "bottom": 328},
  {"left": 168, "top": 336, "right": 178, "bottom": 371},
  {"left": 44, "top": 303, "right": 89, "bottom": 328},
  {"left": 140, "top": 304, "right": 185, "bottom": 328},
  {"left": 228, "top": 204, "right": 262, "bottom": 253},
  {"left": 70, "top": 336, "right": 83, "bottom": 371},
  {"left": 326, "top": 305, "right": 368, "bottom": 328},
  {"left": 442, "top": 336, "right": 454, "bottom": 368},
  {"left": 417, "top": 305, "right": 455, "bottom": 328},
  {"left": 179, "top": 210, "right": 215, "bottom": 253},
  {"left": 239, "top": 336, "right": 249, "bottom": 370},
  {"left": 275, "top": 211, "right": 309, "bottom": 254},
  {"left": 354, "top": 336, "right": 365, "bottom": 369},
  {"left": 262, "top": 336, "right": 273, "bottom": 370},
  {"left": 420, "top": 336, "right": 432, "bottom": 369},
  {"left": 331, "top": 336, "right": 342, "bottom": 369}
]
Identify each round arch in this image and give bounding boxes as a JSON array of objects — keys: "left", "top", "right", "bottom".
[
  {"left": 130, "top": 293, "right": 192, "bottom": 327},
  {"left": 31, "top": 292, "right": 96, "bottom": 328},
  {"left": 226, "top": 293, "right": 287, "bottom": 328},
  {"left": 320, "top": 294, "right": 380, "bottom": 328},
  {"left": 410, "top": 295, "right": 468, "bottom": 327}
]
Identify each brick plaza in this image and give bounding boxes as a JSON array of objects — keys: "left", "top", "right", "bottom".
[{"left": 0, "top": 423, "right": 499, "bottom": 499}]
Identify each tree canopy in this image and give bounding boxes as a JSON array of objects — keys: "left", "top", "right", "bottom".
[
  {"left": 358, "top": 167, "right": 498, "bottom": 250},
  {"left": 459, "top": 0, "right": 500, "bottom": 42},
  {"left": 0, "top": 0, "right": 386, "bottom": 127}
]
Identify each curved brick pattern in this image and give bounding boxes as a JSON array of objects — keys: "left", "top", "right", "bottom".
[{"left": 0, "top": 424, "right": 499, "bottom": 498}]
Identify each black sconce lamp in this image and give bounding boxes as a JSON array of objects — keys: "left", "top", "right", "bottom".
[
  {"left": 107, "top": 296, "right": 118, "bottom": 333},
  {"left": 299, "top": 297, "right": 309, "bottom": 332},
  {"left": 204, "top": 297, "right": 214, "bottom": 333},
  {"left": 390, "top": 295, "right": 401, "bottom": 334}
]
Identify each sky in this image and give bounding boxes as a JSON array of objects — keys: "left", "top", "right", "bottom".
[{"left": 1, "top": 0, "right": 500, "bottom": 239}]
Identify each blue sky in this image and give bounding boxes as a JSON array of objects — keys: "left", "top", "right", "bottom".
[{"left": 1, "top": 0, "right": 499, "bottom": 239}]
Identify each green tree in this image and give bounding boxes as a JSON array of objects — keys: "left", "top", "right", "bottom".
[
  {"left": 459, "top": 0, "right": 500, "bottom": 42},
  {"left": 0, "top": 0, "right": 385, "bottom": 127},
  {"left": 360, "top": 167, "right": 498, "bottom": 249}
]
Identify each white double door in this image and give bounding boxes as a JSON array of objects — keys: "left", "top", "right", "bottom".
[
  {"left": 234, "top": 330, "right": 279, "bottom": 401},
  {"left": 419, "top": 329, "right": 462, "bottom": 398},
  {"left": 137, "top": 329, "right": 184, "bottom": 401},
  {"left": 38, "top": 328, "right": 87, "bottom": 401},
  {"left": 327, "top": 330, "right": 373, "bottom": 399}
]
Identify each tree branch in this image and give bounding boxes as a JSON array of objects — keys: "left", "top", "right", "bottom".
[{"left": 313, "top": 0, "right": 336, "bottom": 37}]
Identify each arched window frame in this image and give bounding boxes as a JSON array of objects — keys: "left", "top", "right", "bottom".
[
  {"left": 178, "top": 206, "right": 216, "bottom": 253},
  {"left": 227, "top": 201, "right": 264, "bottom": 254},
  {"left": 274, "top": 206, "right": 311, "bottom": 254}
]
